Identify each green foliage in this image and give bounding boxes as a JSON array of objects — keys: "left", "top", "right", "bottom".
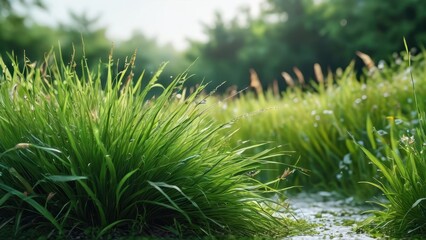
[
  {"left": 359, "top": 122, "right": 426, "bottom": 237},
  {"left": 206, "top": 50, "right": 426, "bottom": 200},
  {"left": 0, "top": 1, "right": 189, "bottom": 90},
  {"left": 0, "top": 51, "right": 293, "bottom": 238},
  {"left": 0, "top": 0, "right": 45, "bottom": 17},
  {"left": 115, "top": 32, "right": 189, "bottom": 82},
  {"left": 0, "top": 15, "right": 56, "bottom": 59},
  {"left": 3, "top": 0, "right": 425, "bottom": 93},
  {"left": 188, "top": 0, "right": 426, "bottom": 91},
  {"left": 359, "top": 41, "right": 426, "bottom": 237}
]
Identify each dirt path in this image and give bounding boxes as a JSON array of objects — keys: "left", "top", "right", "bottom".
[{"left": 284, "top": 192, "right": 376, "bottom": 240}]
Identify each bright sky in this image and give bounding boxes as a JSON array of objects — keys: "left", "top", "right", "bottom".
[{"left": 30, "top": 0, "right": 264, "bottom": 50}]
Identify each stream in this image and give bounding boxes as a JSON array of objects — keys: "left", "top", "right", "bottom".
[{"left": 284, "top": 192, "right": 377, "bottom": 240}]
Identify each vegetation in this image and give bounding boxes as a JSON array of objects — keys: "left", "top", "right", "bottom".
[
  {"left": 2, "top": 0, "right": 426, "bottom": 92},
  {"left": 0, "top": 51, "right": 296, "bottom": 239},
  {"left": 0, "top": 0, "right": 188, "bottom": 88},
  {"left": 205, "top": 49, "right": 426, "bottom": 200},
  {"left": 359, "top": 43, "right": 426, "bottom": 237},
  {"left": 188, "top": 0, "right": 426, "bottom": 90},
  {"left": 2, "top": 0, "right": 426, "bottom": 239},
  {"left": 3, "top": 47, "right": 425, "bottom": 238}
]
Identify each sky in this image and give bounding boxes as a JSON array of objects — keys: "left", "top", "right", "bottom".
[{"left": 29, "top": 0, "right": 264, "bottom": 50}]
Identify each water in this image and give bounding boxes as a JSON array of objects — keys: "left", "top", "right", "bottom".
[{"left": 284, "top": 192, "right": 376, "bottom": 240}]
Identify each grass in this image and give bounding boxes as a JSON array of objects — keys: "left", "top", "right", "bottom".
[
  {"left": 2, "top": 44, "right": 425, "bottom": 239},
  {"left": 359, "top": 41, "right": 426, "bottom": 237},
  {"left": 0, "top": 50, "right": 297, "bottom": 239},
  {"left": 205, "top": 44, "right": 426, "bottom": 237},
  {"left": 358, "top": 117, "right": 426, "bottom": 237},
  {"left": 206, "top": 50, "right": 426, "bottom": 200}
]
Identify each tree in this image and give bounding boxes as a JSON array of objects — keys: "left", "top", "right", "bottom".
[
  {"left": 54, "top": 11, "right": 111, "bottom": 66},
  {"left": 0, "top": 0, "right": 45, "bottom": 17},
  {"left": 187, "top": 0, "right": 426, "bottom": 91},
  {"left": 186, "top": 12, "right": 256, "bottom": 90},
  {"left": 315, "top": 0, "right": 426, "bottom": 60},
  {"left": 0, "top": 0, "right": 54, "bottom": 61}
]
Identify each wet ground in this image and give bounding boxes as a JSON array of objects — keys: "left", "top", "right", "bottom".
[{"left": 284, "top": 192, "right": 377, "bottom": 240}]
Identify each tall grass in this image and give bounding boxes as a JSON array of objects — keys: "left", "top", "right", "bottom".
[
  {"left": 207, "top": 51, "right": 426, "bottom": 199},
  {"left": 359, "top": 116, "right": 426, "bottom": 237},
  {"left": 360, "top": 42, "right": 426, "bottom": 237},
  {"left": 0, "top": 51, "right": 295, "bottom": 238}
]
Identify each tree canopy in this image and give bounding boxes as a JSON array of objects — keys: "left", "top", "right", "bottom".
[{"left": 188, "top": 0, "right": 426, "bottom": 90}]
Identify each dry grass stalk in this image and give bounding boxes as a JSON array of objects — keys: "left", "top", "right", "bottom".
[
  {"left": 356, "top": 51, "right": 375, "bottom": 70},
  {"left": 293, "top": 67, "right": 305, "bottom": 85},
  {"left": 249, "top": 68, "right": 263, "bottom": 95},
  {"left": 281, "top": 72, "right": 295, "bottom": 88},
  {"left": 279, "top": 168, "right": 295, "bottom": 180},
  {"left": 314, "top": 63, "right": 324, "bottom": 84}
]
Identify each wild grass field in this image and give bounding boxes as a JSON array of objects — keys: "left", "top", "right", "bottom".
[
  {"left": 0, "top": 46, "right": 425, "bottom": 238},
  {"left": 208, "top": 49, "right": 426, "bottom": 199},
  {"left": 205, "top": 45, "right": 426, "bottom": 237}
]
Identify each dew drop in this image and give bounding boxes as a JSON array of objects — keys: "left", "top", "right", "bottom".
[
  {"left": 377, "top": 130, "right": 388, "bottom": 136},
  {"left": 394, "top": 119, "right": 403, "bottom": 125}
]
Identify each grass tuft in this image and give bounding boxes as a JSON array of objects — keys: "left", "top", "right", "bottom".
[
  {"left": 359, "top": 40, "right": 426, "bottom": 237},
  {"left": 0, "top": 50, "right": 295, "bottom": 238}
]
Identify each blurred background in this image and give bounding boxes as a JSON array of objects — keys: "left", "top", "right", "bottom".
[{"left": 1, "top": 0, "right": 426, "bottom": 92}]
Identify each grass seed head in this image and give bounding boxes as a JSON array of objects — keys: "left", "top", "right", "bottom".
[
  {"left": 15, "top": 143, "right": 31, "bottom": 149},
  {"left": 314, "top": 63, "right": 324, "bottom": 84},
  {"left": 281, "top": 71, "right": 295, "bottom": 88}
]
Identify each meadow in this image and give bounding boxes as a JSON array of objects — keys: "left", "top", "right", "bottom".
[
  {"left": 206, "top": 45, "right": 426, "bottom": 237},
  {"left": 0, "top": 46, "right": 425, "bottom": 238},
  {"left": 208, "top": 50, "right": 425, "bottom": 197}
]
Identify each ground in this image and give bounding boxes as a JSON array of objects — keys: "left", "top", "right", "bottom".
[{"left": 284, "top": 192, "right": 376, "bottom": 240}]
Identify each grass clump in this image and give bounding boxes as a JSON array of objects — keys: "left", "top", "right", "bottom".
[
  {"left": 0, "top": 51, "right": 294, "bottom": 239},
  {"left": 360, "top": 42, "right": 426, "bottom": 237},
  {"left": 359, "top": 116, "right": 426, "bottom": 237}
]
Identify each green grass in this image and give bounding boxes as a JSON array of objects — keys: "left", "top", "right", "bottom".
[
  {"left": 359, "top": 42, "right": 426, "bottom": 237},
  {"left": 206, "top": 50, "right": 426, "bottom": 200},
  {"left": 3, "top": 44, "right": 426, "bottom": 239},
  {"left": 0, "top": 51, "right": 297, "bottom": 239},
  {"left": 205, "top": 44, "right": 426, "bottom": 237},
  {"left": 358, "top": 118, "right": 426, "bottom": 237}
]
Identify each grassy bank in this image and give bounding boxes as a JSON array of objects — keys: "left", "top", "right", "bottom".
[
  {"left": 0, "top": 51, "right": 297, "bottom": 239},
  {"left": 360, "top": 44, "right": 426, "bottom": 237},
  {"left": 207, "top": 50, "right": 426, "bottom": 200},
  {"left": 204, "top": 47, "right": 426, "bottom": 238}
]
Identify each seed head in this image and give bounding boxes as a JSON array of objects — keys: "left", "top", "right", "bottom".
[
  {"left": 15, "top": 143, "right": 31, "bottom": 149},
  {"left": 47, "top": 192, "right": 56, "bottom": 201},
  {"left": 279, "top": 168, "right": 294, "bottom": 180}
]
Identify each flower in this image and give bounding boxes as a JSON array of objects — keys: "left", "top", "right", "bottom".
[{"left": 400, "top": 135, "right": 415, "bottom": 145}]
